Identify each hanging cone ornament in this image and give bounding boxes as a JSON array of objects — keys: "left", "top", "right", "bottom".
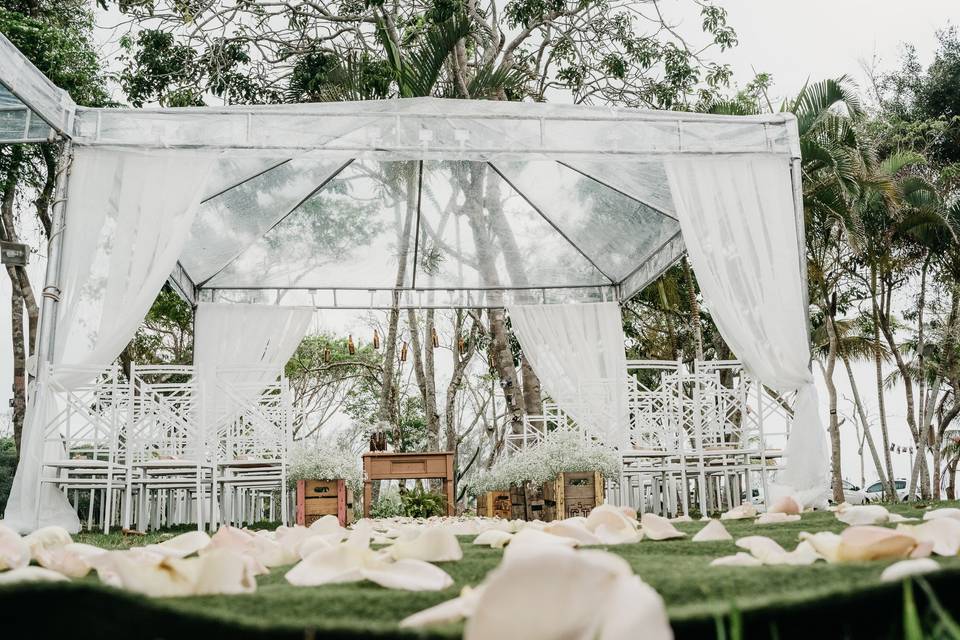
[
  {"left": 323, "top": 347, "right": 331, "bottom": 363},
  {"left": 400, "top": 341, "right": 409, "bottom": 362},
  {"left": 431, "top": 327, "right": 439, "bottom": 348},
  {"left": 348, "top": 335, "right": 356, "bottom": 355},
  {"left": 373, "top": 330, "right": 380, "bottom": 350},
  {"left": 458, "top": 337, "right": 466, "bottom": 355}
]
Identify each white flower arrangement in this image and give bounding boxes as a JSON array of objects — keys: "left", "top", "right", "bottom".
[
  {"left": 471, "top": 429, "right": 620, "bottom": 495},
  {"left": 287, "top": 442, "right": 363, "bottom": 494}
]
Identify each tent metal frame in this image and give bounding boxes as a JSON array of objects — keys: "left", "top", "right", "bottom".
[{"left": 0, "top": 32, "right": 809, "bottom": 375}]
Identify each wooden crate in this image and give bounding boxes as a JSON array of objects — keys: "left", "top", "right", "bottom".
[
  {"left": 295, "top": 479, "right": 351, "bottom": 527},
  {"left": 507, "top": 472, "right": 604, "bottom": 522},
  {"left": 476, "top": 490, "right": 512, "bottom": 519},
  {"left": 556, "top": 471, "right": 604, "bottom": 519}
]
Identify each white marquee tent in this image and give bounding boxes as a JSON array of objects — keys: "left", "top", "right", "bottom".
[{"left": 0, "top": 33, "right": 828, "bottom": 532}]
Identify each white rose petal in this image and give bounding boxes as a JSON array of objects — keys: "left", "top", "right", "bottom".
[
  {"left": 880, "top": 558, "right": 940, "bottom": 582},
  {"left": 640, "top": 513, "right": 685, "bottom": 541},
  {"left": 692, "top": 520, "right": 732, "bottom": 542}
]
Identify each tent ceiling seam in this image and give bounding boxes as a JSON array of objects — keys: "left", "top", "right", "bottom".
[
  {"left": 200, "top": 158, "right": 294, "bottom": 204},
  {"left": 555, "top": 160, "right": 680, "bottom": 223},
  {"left": 486, "top": 161, "right": 617, "bottom": 285},
  {"left": 195, "top": 157, "right": 356, "bottom": 289},
  {"left": 617, "top": 229, "right": 685, "bottom": 299}
]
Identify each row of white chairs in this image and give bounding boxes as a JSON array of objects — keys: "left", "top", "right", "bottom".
[
  {"left": 511, "top": 360, "right": 793, "bottom": 517},
  {"left": 37, "top": 363, "right": 292, "bottom": 532}
]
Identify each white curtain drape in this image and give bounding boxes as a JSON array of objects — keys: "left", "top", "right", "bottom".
[
  {"left": 194, "top": 303, "right": 312, "bottom": 434},
  {"left": 665, "top": 155, "right": 829, "bottom": 506},
  {"left": 507, "top": 302, "right": 629, "bottom": 449},
  {"left": 4, "top": 147, "right": 215, "bottom": 533}
]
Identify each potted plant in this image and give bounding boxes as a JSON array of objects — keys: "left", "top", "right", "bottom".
[
  {"left": 288, "top": 443, "right": 362, "bottom": 526},
  {"left": 471, "top": 430, "right": 619, "bottom": 521}
]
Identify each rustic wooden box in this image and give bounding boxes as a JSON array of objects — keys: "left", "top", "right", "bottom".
[
  {"left": 508, "top": 472, "right": 604, "bottom": 522},
  {"left": 476, "top": 490, "right": 512, "bottom": 519},
  {"left": 295, "top": 479, "right": 351, "bottom": 527}
]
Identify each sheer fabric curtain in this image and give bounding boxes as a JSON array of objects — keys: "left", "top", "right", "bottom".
[
  {"left": 665, "top": 155, "right": 829, "bottom": 506},
  {"left": 507, "top": 302, "right": 630, "bottom": 449},
  {"left": 193, "top": 303, "right": 312, "bottom": 435},
  {"left": 4, "top": 147, "right": 215, "bottom": 533}
]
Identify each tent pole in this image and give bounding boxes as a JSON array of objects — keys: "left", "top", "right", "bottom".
[{"left": 33, "top": 140, "right": 73, "bottom": 385}]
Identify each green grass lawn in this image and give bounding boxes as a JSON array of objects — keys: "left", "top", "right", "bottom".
[{"left": 4, "top": 502, "right": 960, "bottom": 639}]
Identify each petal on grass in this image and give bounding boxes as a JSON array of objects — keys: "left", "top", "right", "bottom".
[
  {"left": 0, "top": 566, "right": 69, "bottom": 584},
  {"left": 472, "top": 530, "right": 513, "bottom": 548},
  {"left": 880, "top": 558, "right": 940, "bottom": 582},
  {"left": 388, "top": 527, "right": 463, "bottom": 562},
  {"left": 640, "top": 513, "right": 686, "bottom": 541},
  {"left": 692, "top": 520, "right": 732, "bottom": 542}
]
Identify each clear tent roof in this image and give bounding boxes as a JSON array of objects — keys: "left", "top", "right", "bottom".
[{"left": 0, "top": 33, "right": 801, "bottom": 308}]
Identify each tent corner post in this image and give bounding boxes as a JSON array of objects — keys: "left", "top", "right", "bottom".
[
  {"left": 33, "top": 140, "right": 73, "bottom": 387},
  {"left": 789, "top": 155, "right": 812, "bottom": 368}
]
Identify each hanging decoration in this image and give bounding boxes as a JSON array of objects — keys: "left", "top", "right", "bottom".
[
  {"left": 431, "top": 327, "right": 439, "bottom": 348},
  {"left": 323, "top": 347, "right": 331, "bottom": 363},
  {"left": 458, "top": 337, "right": 466, "bottom": 355},
  {"left": 348, "top": 335, "right": 356, "bottom": 355},
  {"left": 400, "top": 341, "right": 409, "bottom": 362},
  {"left": 372, "top": 329, "right": 380, "bottom": 350}
]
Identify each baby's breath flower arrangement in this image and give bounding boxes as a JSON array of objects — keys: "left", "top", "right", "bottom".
[
  {"left": 471, "top": 429, "right": 619, "bottom": 495},
  {"left": 287, "top": 442, "right": 363, "bottom": 494}
]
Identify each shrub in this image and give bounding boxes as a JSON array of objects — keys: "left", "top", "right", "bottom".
[{"left": 400, "top": 486, "right": 446, "bottom": 518}]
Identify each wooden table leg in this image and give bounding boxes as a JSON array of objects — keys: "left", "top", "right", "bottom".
[{"left": 363, "top": 480, "right": 372, "bottom": 518}]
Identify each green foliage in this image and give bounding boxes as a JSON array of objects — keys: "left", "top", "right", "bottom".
[
  {"left": 0, "top": 3, "right": 109, "bottom": 106},
  {"left": 123, "top": 287, "right": 194, "bottom": 367},
  {"left": 0, "top": 437, "right": 16, "bottom": 515},
  {"left": 399, "top": 486, "right": 446, "bottom": 518},
  {"left": 369, "top": 493, "right": 404, "bottom": 518}
]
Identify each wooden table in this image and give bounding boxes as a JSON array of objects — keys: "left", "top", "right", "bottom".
[{"left": 361, "top": 451, "right": 455, "bottom": 517}]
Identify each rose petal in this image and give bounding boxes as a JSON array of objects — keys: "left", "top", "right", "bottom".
[
  {"left": 923, "top": 508, "right": 960, "bottom": 522},
  {"left": 692, "top": 520, "right": 732, "bottom": 542},
  {"left": 736, "top": 536, "right": 788, "bottom": 562},
  {"left": 640, "top": 513, "right": 685, "bottom": 541},
  {"left": 768, "top": 496, "right": 801, "bottom": 515},
  {"left": 710, "top": 552, "right": 763, "bottom": 567},
  {"left": 880, "top": 558, "right": 940, "bottom": 582},
  {"left": 389, "top": 527, "right": 463, "bottom": 562},
  {"left": 756, "top": 512, "right": 801, "bottom": 525},
  {"left": 400, "top": 585, "right": 486, "bottom": 628},
  {"left": 897, "top": 518, "right": 960, "bottom": 556},
  {"left": 473, "top": 530, "right": 513, "bottom": 549},
  {"left": 191, "top": 549, "right": 258, "bottom": 595},
  {"left": 23, "top": 526, "right": 72, "bottom": 560},
  {"left": 836, "top": 505, "right": 890, "bottom": 526},
  {"left": 34, "top": 543, "right": 106, "bottom": 578},
  {"left": 587, "top": 505, "right": 639, "bottom": 536},
  {"left": 362, "top": 558, "right": 454, "bottom": 591},
  {"left": 543, "top": 520, "right": 603, "bottom": 545},
  {"left": 142, "top": 530, "right": 211, "bottom": 558},
  {"left": 309, "top": 515, "right": 345, "bottom": 533},
  {"left": 464, "top": 547, "right": 670, "bottom": 640},
  {"left": 837, "top": 526, "right": 917, "bottom": 562},
  {"left": 0, "top": 525, "right": 29, "bottom": 571},
  {"left": 285, "top": 545, "right": 367, "bottom": 586},
  {"left": 298, "top": 535, "right": 334, "bottom": 559},
  {"left": 720, "top": 504, "right": 757, "bottom": 521},
  {"left": 0, "top": 566, "right": 69, "bottom": 584}
]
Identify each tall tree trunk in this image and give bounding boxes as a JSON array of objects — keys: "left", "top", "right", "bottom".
[
  {"left": 823, "top": 309, "right": 844, "bottom": 503},
  {"left": 842, "top": 354, "right": 888, "bottom": 489},
  {"left": 877, "top": 275, "right": 925, "bottom": 499},
  {"left": 377, "top": 164, "right": 418, "bottom": 432},
  {"left": 871, "top": 265, "right": 897, "bottom": 500},
  {"left": 520, "top": 355, "right": 541, "bottom": 417},
  {"left": 657, "top": 280, "right": 678, "bottom": 360},
  {"left": 948, "top": 456, "right": 959, "bottom": 501},
  {"left": 0, "top": 147, "right": 25, "bottom": 454},
  {"left": 681, "top": 256, "right": 704, "bottom": 361},
  {"left": 406, "top": 308, "right": 439, "bottom": 449}
]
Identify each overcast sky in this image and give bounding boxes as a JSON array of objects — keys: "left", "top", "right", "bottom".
[{"left": 1, "top": 0, "right": 957, "bottom": 484}]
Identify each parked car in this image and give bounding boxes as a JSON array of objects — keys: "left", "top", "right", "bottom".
[
  {"left": 838, "top": 480, "right": 866, "bottom": 505},
  {"left": 863, "top": 478, "right": 918, "bottom": 502}
]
